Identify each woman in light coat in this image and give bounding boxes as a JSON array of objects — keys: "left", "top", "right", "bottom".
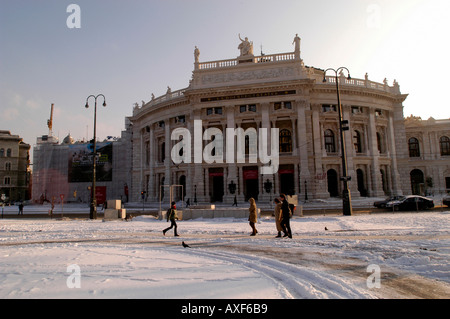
[{"left": 248, "top": 197, "right": 258, "bottom": 236}]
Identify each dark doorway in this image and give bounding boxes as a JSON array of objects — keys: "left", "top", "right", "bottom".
[
  {"left": 245, "top": 179, "right": 259, "bottom": 201},
  {"left": 327, "top": 169, "right": 339, "bottom": 197},
  {"left": 280, "top": 173, "right": 295, "bottom": 196},
  {"left": 212, "top": 176, "right": 224, "bottom": 202},
  {"left": 357, "top": 169, "right": 367, "bottom": 197},
  {"left": 410, "top": 169, "right": 424, "bottom": 195},
  {"left": 178, "top": 175, "right": 186, "bottom": 201},
  {"left": 243, "top": 167, "right": 259, "bottom": 201}
]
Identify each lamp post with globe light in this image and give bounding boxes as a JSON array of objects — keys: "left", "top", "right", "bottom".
[
  {"left": 85, "top": 94, "right": 106, "bottom": 219},
  {"left": 323, "top": 68, "right": 353, "bottom": 216}
]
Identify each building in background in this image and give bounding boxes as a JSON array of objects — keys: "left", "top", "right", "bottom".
[
  {"left": 402, "top": 116, "right": 450, "bottom": 195},
  {"left": 31, "top": 119, "right": 133, "bottom": 205},
  {"left": 0, "top": 130, "right": 31, "bottom": 203}
]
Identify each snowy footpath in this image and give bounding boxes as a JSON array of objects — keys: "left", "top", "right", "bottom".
[{"left": 0, "top": 210, "right": 449, "bottom": 299}]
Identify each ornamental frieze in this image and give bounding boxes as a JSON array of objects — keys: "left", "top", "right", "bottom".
[{"left": 201, "top": 67, "right": 296, "bottom": 85}]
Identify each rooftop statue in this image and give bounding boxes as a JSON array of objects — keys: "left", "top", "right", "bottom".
[
  {"left": 292, "top": 34, "right": 300, "bottom": 52},
  {"left": 194, "top": 46, "right": 200, "bottom": 63},
  {"left": 238, "top": 34, "right": 253, "bottom": 56}
]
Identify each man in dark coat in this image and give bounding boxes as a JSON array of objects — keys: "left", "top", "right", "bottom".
[
  {"left": 163, "top": 202, "right": 179, "bottom": 237},
  {"left": 279, "top": 194, "right": 292, "bottom": 238}
]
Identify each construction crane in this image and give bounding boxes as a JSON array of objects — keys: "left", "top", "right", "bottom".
[{"left": 47, "top": 103, "right": 54, "bottom": 136}]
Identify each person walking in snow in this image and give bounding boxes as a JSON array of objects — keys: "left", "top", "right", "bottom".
[
  {"left": 279, "top": 194, "right": 292, "bottom": 238},
  {"left": 163, "top": 202, "right": 179, "bottom": 237},
  {"left": 248, "top": 197, "right": 258, "bottom": 236},
  {"left": 273, "top": 198, "right": 283, "bottom": 237}
]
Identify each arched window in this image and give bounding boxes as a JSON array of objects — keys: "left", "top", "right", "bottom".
[
  {"left": 0, "top": 149, "right": 4, "bottom": 157},
  {"left": 279, "top": 129, "right": 292, "bottom": 153},
  {"left": 440, "top": 136, "right": 450, "bottom": 156},
  {"left": 324, "top": 130, "right": 336, "bottom": 153},
  {"left": 160, "top": 142, "right": 166, "bottom": 163},
  {"left": 6, "top": 149, "right": 11, "bottom": 157},
  {"left": 377, "top": 132, "right": 386, "bottom": 154},
  {"left": 408, "top": 137, "right": 420, "bottom": 157},
  {"left": 353, "top": 130, "right": 362, "bottom": 153}
]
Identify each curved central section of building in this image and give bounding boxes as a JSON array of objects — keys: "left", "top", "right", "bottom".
[{"left": 130, "top": 34, "right": 408, "bottom": 204}]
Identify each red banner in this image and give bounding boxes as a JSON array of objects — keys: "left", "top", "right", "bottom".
[{"left": 243, "top": 170, "right": 258, "bottom": 180}]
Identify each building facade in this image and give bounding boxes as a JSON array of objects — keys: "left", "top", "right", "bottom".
[
  {"left": 130, "top": 34, "right": 447, "bottom": 204},
  {"left": 0, "top": 130, "right": 31, "bottom": 202},
  {"left": 401, "top": 116, "right": 450, "bottom": 195}
]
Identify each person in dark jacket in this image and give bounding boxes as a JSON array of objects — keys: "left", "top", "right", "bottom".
[
  {"left": 279, "top": 194, "right": 292, "bottom": 238},
  {"left": 163, "top": 202, "right": 179, "bottom": 237}
]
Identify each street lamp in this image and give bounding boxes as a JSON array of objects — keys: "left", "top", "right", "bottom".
[
  {"left": 85, "top": 94, "right": 107, "bottom": 219},
  {"left": 323, "top": 68, "right": 353, "bottom": 216}
]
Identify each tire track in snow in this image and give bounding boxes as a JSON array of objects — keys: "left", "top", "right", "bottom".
[{"left": 190, "top": 248, "right": 375, "bottom": 299}]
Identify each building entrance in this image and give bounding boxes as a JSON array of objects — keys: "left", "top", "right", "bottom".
[
  {"left": 212, "top": 176, "right": 224, "bottom": 202},
  {"left": 243, "top": 167, "right": 258, "bottom": 201}
]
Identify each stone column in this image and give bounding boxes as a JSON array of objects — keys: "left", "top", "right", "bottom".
[
  {"left": 311, "top": 104, "right": 328, "bottom": 198},
  {"left": 342, "top": 105, "right": 359, "bottom": 198},
  {"left": 164, "top": 120, "right": 173, "bottom": 204},
  {"left": 368, "top": 111, "right": 384, "bottom": 197},
  {"left": 148, "top": 124, "right": 156, "bottom": 201},
  {"left": 296, "top": 99, "right": 310, "bottom": 198},
  {"left": 387, "top": 111, "right": 403, "bottom": 195},
  {"left": 192, "top": 109, "right": 206, "bottom": 203}
]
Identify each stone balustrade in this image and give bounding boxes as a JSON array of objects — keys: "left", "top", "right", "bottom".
[
  {"left": 133, "top": 51, "right": 400, "bottom": 116},
  {"left": 197, "top": 52, "right": 297, "bottom": 70}
]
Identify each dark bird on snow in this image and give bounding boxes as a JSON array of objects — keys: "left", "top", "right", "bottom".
[{"left": 182, "top": 241, "right": 190, "bottom": 248}]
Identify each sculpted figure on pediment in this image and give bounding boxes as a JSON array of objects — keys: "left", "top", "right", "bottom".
[{"left": 238, "top": 34, "right": 253, "bottom": 56}]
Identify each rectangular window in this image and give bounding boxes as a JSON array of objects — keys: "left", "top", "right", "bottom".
[
  {"left": 274, "top": 101, "right": 292, "bottom": 110},
  {"left": 322, "top": 104, "right": 336, "bottom": 112},
  {"left": 176, "top": 115, "right": 186, "bottom": 123},
  {"left": 352, "top": 106, "right": 363, "bottom": 114}
]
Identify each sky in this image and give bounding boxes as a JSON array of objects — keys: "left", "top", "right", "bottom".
[{"left": 1, "top": 0, "right": 449, "bottom": 162}]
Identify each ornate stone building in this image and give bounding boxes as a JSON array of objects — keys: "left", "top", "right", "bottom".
[
  {"left": 0, "top": 130, "right": 31, "bottom": 202},
  {"left": 401, "top": 116, "right": 450, "bottom": 195},
  {"left": 130, "top": 34, "right": 447, "bottom": 204}
]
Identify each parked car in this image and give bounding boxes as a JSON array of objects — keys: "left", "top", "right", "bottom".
[
  {"left": 386, "top": 195, "right": 434, "bottom": 211},
  {"left": 374, "top": 195, "right": 405, "bottom": 208},
  {"left": 443, "top": 195, "right": 450, "bottom": 207}
]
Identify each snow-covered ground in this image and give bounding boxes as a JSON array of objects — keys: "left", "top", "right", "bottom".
[{"left": 0, "top": 203, "right": 449, "bottom": 299}]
